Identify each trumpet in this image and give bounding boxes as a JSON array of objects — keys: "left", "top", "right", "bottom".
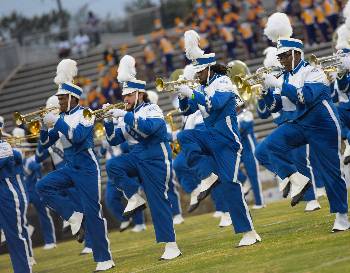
[
  {"left": 4, "top": 133, "right": 39, "bottom": 147},
  {"left": 155, "top": 78, "right": 199, "bottom": 92},
  {"left": 307, "top": 51, "right": 348, "bottom": 78},
  {"left": 83, "top": 102, "right": 126, "bottom": 120},
  {"left": 14, "top": 107, "right": 59, "bottom": 135}
]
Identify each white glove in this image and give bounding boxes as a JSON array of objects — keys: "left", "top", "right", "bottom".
[
  {"left": 340, "top": 55, "right": 350, "bottom": 70},
  {"left": 176, "top": 84, "right": 193, "bottom": 98},
  {"left": 43, "top": 112, "right": 59, "bottom": 128},
  {"left": 263, "top": 74, "right": 283, "bottom": 89},
  {"left": 108, "top": 109, "right": 127, "bottom": 118},
  {"left": 102, "top": 103, "right": 110, "bottom": 109}
]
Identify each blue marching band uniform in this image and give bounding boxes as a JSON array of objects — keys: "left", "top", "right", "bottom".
[{"left": 2, "top": 13, "right": 350, "bottom": 272}]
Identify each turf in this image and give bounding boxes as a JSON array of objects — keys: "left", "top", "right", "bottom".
[{"left": 1, "top": 196, "right": 349, "bottom": 273}]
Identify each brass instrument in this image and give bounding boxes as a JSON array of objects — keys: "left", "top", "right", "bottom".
[
  {"left": 308, "top": 52, "right": 348, "bottom": 71},
  {"left": 233, "top": 66, "right": 283, "bottom": 102},
  {"left": 4, "top": 133, "right": 38, "bottom": 147},
  {"left": 94, "top": 122, "right": 105, "bottom": 140},
  {"left": 14, "top": 107, "right": 59, "bottom": 135},
  {"left": 165, "top": 109, "right": 181, "bottom": 157},
  {"left": 155, "top": 78, "right": 199, "bottom": 92},
  {"left": 83, "top": 102, "right": 126, "bottom": 120}
]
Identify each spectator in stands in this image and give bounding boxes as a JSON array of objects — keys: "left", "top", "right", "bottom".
[
  {"left": 119, "top": 44, "right": 128, "bottom": 56},
  {"left": 57, "top": 34, "right": 71, "bottom": 58},
  {"left": 103, "top": 45, "right": 119, "bottom": 66},
  {"left": 323, "top": 0, "right": 339, "bottom": 31},
  {"left": 238, "top": 20, "right": 256, "bottom": 58},
  {"left": 159, "top": 36, "right": 174, "bottom": 75},
  {"left": 219, "top": 23, "right": 236, "bottom": 59},
  {"left": 151, "top": 19, "right": 165, "bottom": 43},
  {"left": 72, "top": 29, "right": 90, "bottom": 57},
  {"left": 86, "top": 11, "right": 100, "bottom": 46},
  {"left": 139, "top": 36, "right": 156, "bottom": 82},
  {"left": 300, "top": 6, "right": 318, "bottom": 46},
  {"left": 314, "top": 1, "right": 331, "bottom": 42},
  {"left": 87, "top": 86, "right": 106, "bottom": 110},
  {"left": 102, "top": 81, "right": 122, "bottom": 104}
]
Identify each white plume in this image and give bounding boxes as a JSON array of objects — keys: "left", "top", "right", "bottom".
[
  {"left": 54, "top": 59, "right": 78, "bottom": 85},
  {"left": 184, "top": 30, "right": 204, "bottom": 61},
  {"left": 344, "top": 1, "right": 350, "bottom": 20},
  {"left": 346, "top": 17, "right": 350, "bottom": 30},
  {"left": 263, "top": 47, "right": 282, "bottom": 68},
  {"left": 264, "top": 12, "right": 293, "bottom": 42},
  {"left": 117, "top": 55, "right": 136, "bottom": 82},
  {"left": 336, "top": 24, "right": 350, "bottom": 50},
  {"left": 183, "top": 64, "right": 196, "bottom": 80}
]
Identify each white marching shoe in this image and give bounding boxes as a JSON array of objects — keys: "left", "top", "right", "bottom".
[
  {"left": 212, "top": 211, "right": 223, "bottom": 218},
  {"left": 95, "top": 260, "right": 115, "bottom": 272},
  {"left": 160, "top": 242, "right": 181, "bottom": 260},
  {"left": 278, "top": 177, "right": 291, "bottom": 198},
  {"left": 219, "top": 212, "right": 232, "bottom": 227},
  {"left": 80, "top": 247, "right": 93, "bottom": 255},
  {"left": 343, "top": 140, "right": 350, "bottom": 165},
  {"left": 242, "top": 180, "right": 252, "bottom": 196},
  {"left": 119, "top": 220, "right": 131, "bottom": 232},
  {"left": 304, "top": 200, "right": 321, "bottom": 212},
  {"left": 197, "top": 173, "right": 219, "bottom": 201},
  {"left": 238, "top": 230, "right": 261, "bottom": 247},
  {"left": 28, "top": 224, "right": 35, "bottom": 238},
  {"left": 173, "top": 214, "right": 185, "bottom": 225},
  {"left": 332, "top": 213, "right": 350, "bottom": 232},
  {"left": 68, "top": 212, "right": 84, "bottom": 236},
  {"left": 289, "top": 172, "right": 311, "bottom": 206},
  {"left": 29, "top": 257, "right": 37, "bottom": 266},
  {"left": 187, "top": 185, "right": 201, "bottom": 213},
  {"left": 123, "top": 193, "right": 146, "bottom": 217},
  {"left": 0, "top": 230, "right": 6, "bottom": 245},
  {"left": 43, "top": 243, "right": 57, "bottom": 250},
  {"left": 316, "top": 187, "right": 327, "bottom": 198},
  {"left": 131, "top": 224, "right": 147, "bottom": 232},
  {"left": 252, "top": 204, "right": 265, "bottom": 210}
]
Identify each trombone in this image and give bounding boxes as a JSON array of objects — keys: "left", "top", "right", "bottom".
[
  {"left": 155, "top": 78, "right": 199, "bottom": 92},
  {"left": 14, "top": 107, "right": 59, "bottom": 135},
  {"left": 83, "top": 102, "right": 126, "bottom": 120}
]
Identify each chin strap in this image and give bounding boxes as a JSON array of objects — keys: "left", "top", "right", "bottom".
[
  {"left": 292, "top": 50, "right": 295, "bottom": 71},
  {"left": 133, "top": 91, "right": 139, "bottom": 113},
  {"left": 206, "top": 66, "right": 211, "bottom": 86},
  {"left": 67, "top": 94, "right": 72, "bottom": 112}
]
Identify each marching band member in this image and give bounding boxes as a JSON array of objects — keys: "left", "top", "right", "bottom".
[
  {"left": 105, "top": 55, "right": 181, "bottom": 260},
  {"left": 176, "top": 30, "right": 261, "bottom": 246},
  {"left": 255, "top": 46, "right": 321, "bottom": 212},
  {"left": 237, "top": 106, "right": 265, "bottom": 209},
  {"left": 36, "top": 59, "right": 114, "bottom": 271},
  {"left": 0, "top": 122, "right": 32, "bottom": 273},
  {"left": 35, "top": 95, "right": 94, "bottom": 255},
  {"left": 262, "top": 13, "right": 349, "bottom": 231}
]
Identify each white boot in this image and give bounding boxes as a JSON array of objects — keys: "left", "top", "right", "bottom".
[
  {"left": 238, "top": 230, "right": 261, "bottom": 247},
  {"left": 131, "top": 224, "right": 147, "bottom": 232},
  {"left": 43, "top": 243, "right": 57, "bottom": 250},
  {"left": 219, "top": 212, "right": 232, "bottom": 227},
  {"left": 29, "top": 257, "right": 37, "bottom": 266},
  {"left": 332, "top": 213, "right": 350, "bottom": 232},
  {"left": 173, "top": 214, "right": 185, "bottom": 225},
  {"left": 123, "top": 193, "right": 146, "bottom": 217},
  {"left": 252, "top": 204, "right": 265, "bottom": 210},
  {"left": 343, "top": 140, "right": 350, "bottom": 165},
  {"left": 28, "top": 224, "right": 35, "bottom": 238},
  {"left": 0, "top": 230, "right": 6, "bottom": 244},
  {"left": 95, "top": 260, "right": 115, "bottom": 272},
  {"left": 289, "top": 172, "right": 311, "bottom": 206},
  {"left": 160, "top": 242, "right": 181, "bottom": 260},
  {"left": 119, "top": 220, "right": 131, "bottom": 232},
  {"left": 212, "top": 211, "right": 223, "bottom": 218},
  {"left": 80, "top": 247, "right": 93, "bottom": 255},
  {"left": 278, "top": 177, "right": 291, "bottom": 198},
  {"left": 68, "top": 212, "right": 84, "bottom": 236},
  {"left": 304, "top": 200, "right": 321, "bottom": 212},
  {"left": 197, "top": 173, "right": 219, "bottom": 201},
  {"left": 242, "top": 180, "right": 252, "bottom": 196},
  {"left": 188, "top": 185, "right": 201, "bottom": 213},
  {"left": 62, "top": 220, "right": 70, "bottom": 233},
  {"left": 316, "top": 187, "right": 327, "bottom": 198}
]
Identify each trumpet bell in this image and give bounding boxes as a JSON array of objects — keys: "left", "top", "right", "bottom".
[
  {"left": 83, "top": 108, "right": 93, "bottom": 119},
  {"left": 155, "top": 78, "right": 164, "bottom": 92},
  {"left": 308, "top": 54, "right": 318, "bottom": 65},
  {"left": 28, "top": 121, "right": 41, "bottom": 135},
  {"left": 94, "top": 122, "right": 105, "bottom": 140}
]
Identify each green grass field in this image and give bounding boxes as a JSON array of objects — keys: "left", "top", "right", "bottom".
[{"left": 1, "top": 196, "right": 349, "bottom": 273}]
